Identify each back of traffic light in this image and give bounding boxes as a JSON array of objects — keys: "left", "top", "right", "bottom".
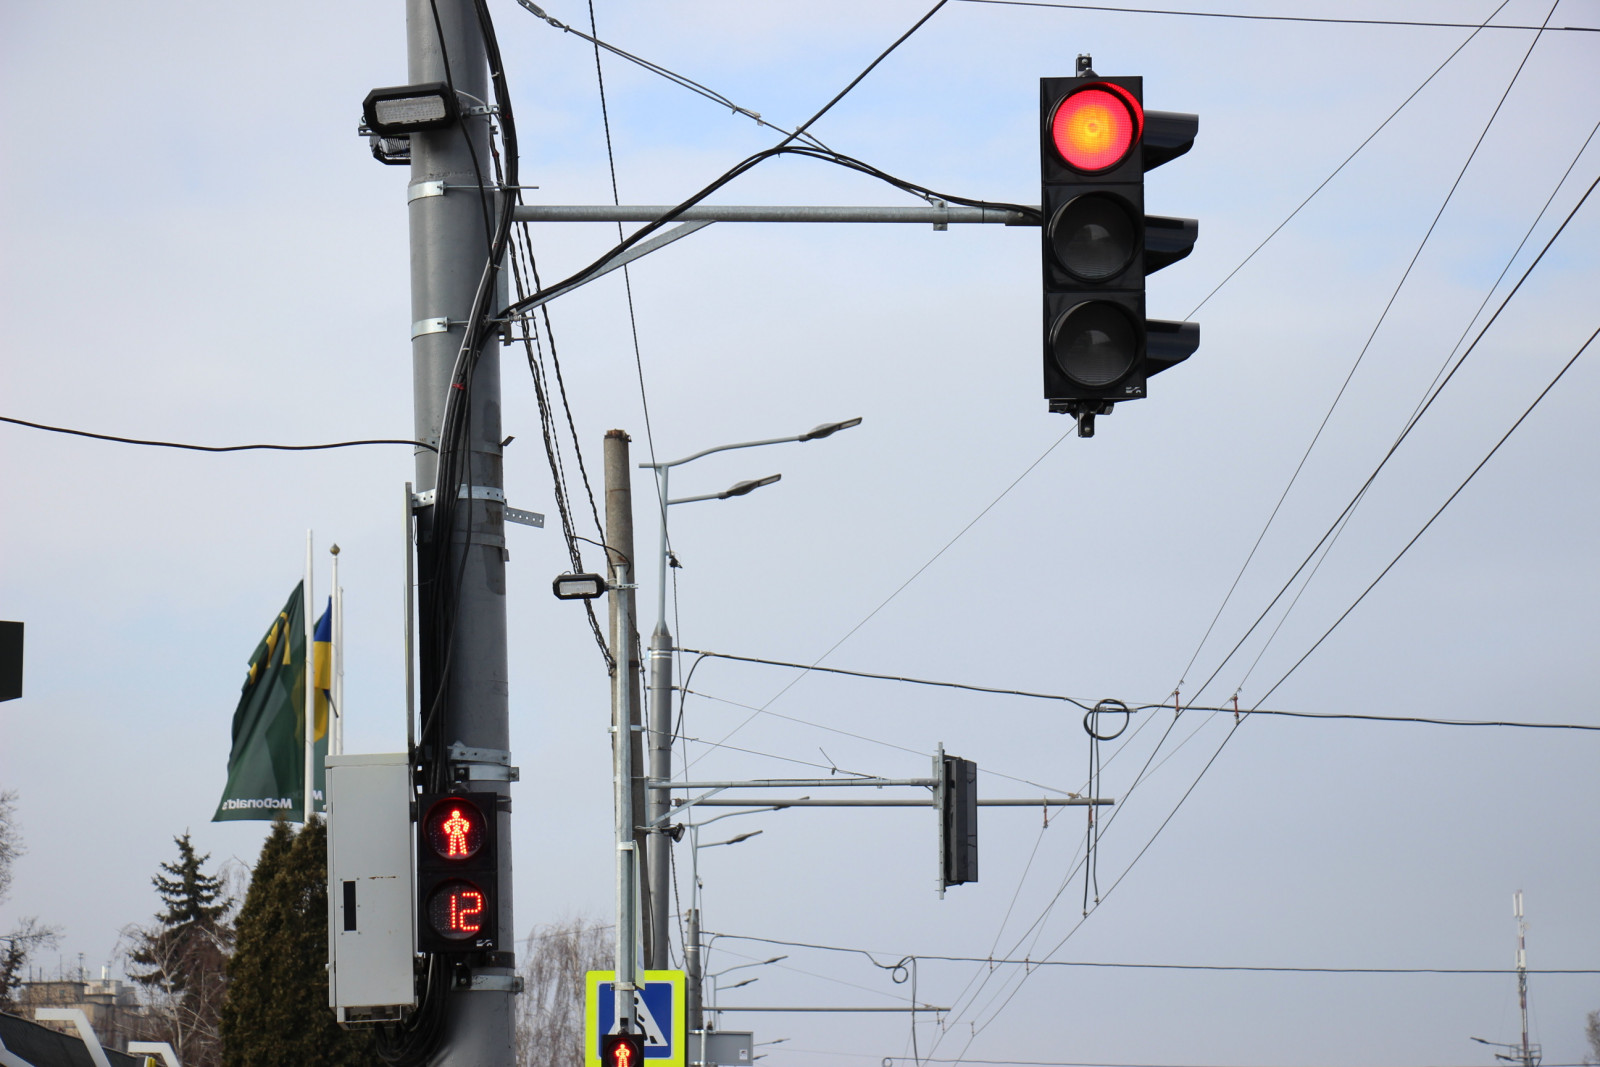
[{"left": 1041, "top": 55, "right": 1199, "bottom": 436}]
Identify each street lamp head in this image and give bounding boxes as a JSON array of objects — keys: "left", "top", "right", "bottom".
[
  {"left": 798, "top": 416, "right": 863, "bottom": 442},
  {"left": 721, "top": 474, "right": 781, "bottom": 499}
]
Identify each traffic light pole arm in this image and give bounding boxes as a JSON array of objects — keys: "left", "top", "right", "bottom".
[
  {"left": 683, "top": 797, "right": 1114, "bottom": 806},
  {"left": 514, "top": 204, "right": 1037, "bottom": 225}
]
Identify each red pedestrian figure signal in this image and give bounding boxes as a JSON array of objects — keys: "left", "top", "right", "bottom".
[
  {"left": 442, "top": 807, "right": 472, "bottom": 856},
  {"left": 602, "top": 1033, "right": 645, "bottom": 1067},
  {"left": 424, "top": 795, "right": 486, "bottom": 859}
]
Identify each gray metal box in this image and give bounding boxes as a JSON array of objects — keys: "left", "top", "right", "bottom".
[
  {"left": 688, "top": 1030, "right": 753, "bottom": 1066},
  {"left": 327, "top": 753, "right": 416, "bottom": 1023}
]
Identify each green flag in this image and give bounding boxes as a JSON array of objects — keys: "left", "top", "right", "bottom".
[{"left": 213, "top": 582, "right": 328, "bottom": 822}]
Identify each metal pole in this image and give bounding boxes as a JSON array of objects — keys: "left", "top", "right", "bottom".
[
  {"left": 685, "top": 908, "right": 703, "bottom": 1034},
  {"left": 647, "top": 622, "right": 673, "bottom": 968},
  {"left": 1515, "top": 891, "right": 1532, "bottom": 1067},
  {"left": 605, "top": 431, "right": 641, "bottom": 1033},
  {"left": 331, "top": 543, "right": 343, "bottom": 758},
  {"left": 405, "top": 0, "right": 514, "bottom": 1061},
  {"left": 304, "top": 530, "right": 315, "bottom": 824}
]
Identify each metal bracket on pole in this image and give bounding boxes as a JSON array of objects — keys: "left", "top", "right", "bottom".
[
  {"left": 468, "top": 974, "right": 524, "bottom": 993},
  {"left": 412, "top": 317, "right": 460, "bottom": 339},
  {"left": 447, "top": 743, "right": 519, "bottom": 784},
  {"left": 408, "top": 180, "right": 446, "bottom": 202},
  {"left": 412, "top": 486, "right": 510, "bottom": 508},
  {"left": 505, "top": 506, "right": 545, "bottom": 528}
]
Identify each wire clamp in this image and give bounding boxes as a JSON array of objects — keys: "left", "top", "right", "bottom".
[{"left": 468, "top": 973, "right": 523, "bottom": 993}]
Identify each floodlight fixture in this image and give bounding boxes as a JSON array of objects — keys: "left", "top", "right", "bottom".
[
  {"left": 363, "top": 82, "right": 459, "bottom": 136},
  {"left": 552, "top": 573, "right": 608, "bottom": 600}
]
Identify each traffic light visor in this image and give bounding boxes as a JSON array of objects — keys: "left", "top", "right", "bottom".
[
  {"left": 423, "top": 797, "right": 487, "bottom": 860},
  {"left": 1051, "top": 86, "right": 1141, "bottom": 172}
]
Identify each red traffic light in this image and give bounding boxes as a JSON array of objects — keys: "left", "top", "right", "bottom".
[
  {"left": 423, "top": 796, "right": 487, "bottom": 860},
  {"left": 601, "top": 1033, "right": 646, "bottom": 1067},
  {"left": 1050, "top": 84, "right": 1142, "bottom": 173}
]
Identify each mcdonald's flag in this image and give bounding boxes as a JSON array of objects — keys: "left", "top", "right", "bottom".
[{"left": 212, "top": 583, "right": 329, "bottom": 822}]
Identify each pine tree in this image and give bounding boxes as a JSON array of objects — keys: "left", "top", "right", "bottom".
[
  {"left": 126, "top": 832, "right": 235, "bottom": 1067},
  {"left": 220, "top": 817, "right": 380, "bottom": 1067}
]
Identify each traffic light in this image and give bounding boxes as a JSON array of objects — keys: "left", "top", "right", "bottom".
[
  {"left": 601, "top": 1032, "right": 646, "bottom": 1067},
  {"left": 1041, "top": 56, "right": 1199, "bottom": 436},
  {"left": 940, "top": 755, "right": 978, "bottom": 889},
  {"left": 416, "top": 792, "right": 500, "bottom": 954}
]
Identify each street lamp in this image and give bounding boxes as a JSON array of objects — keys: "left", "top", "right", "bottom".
[
  {"left": 635, "top": 418, "right": 862, "bottom": 970},
  {"left": 705, "top": 956, "right": 789, "bottom": 1027}
]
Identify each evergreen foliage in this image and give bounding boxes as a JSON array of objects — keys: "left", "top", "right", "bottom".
[
  {"left": 220, "top": 817, "right": 379, "bottom": 1067},
  {"left": 125, "top": 831, "right": 235, "bottom": 1067}
]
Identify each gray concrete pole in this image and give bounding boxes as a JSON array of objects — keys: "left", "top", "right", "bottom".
[
  {"left": 646, "top": 623, "right": 673, "bottom": 968},
  {"left": 405, "top": 0, "right": 514, "bottom": 1063},
  {"left": 605, "top": 431, "right": 643, "bottom": 1030}
]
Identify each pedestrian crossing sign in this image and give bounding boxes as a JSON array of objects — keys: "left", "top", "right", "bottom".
[{"left": 585, "top": 970, "right": 687, "bottom": 1067}]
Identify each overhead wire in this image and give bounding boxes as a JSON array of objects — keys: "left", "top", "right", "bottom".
[
  {"left": 954, "top": 0, "right": 1598, "bottom": 32},
  {"left": 0, "top": 416, "right": 436, "bottom": 453},
  {"left": 511, "top": 0, "right": 833, "bottom": 151},
  {"left": 1174, "top": 0, "right": 1518, "bottom": 687}
]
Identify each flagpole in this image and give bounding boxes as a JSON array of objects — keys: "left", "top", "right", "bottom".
[
  {"left": 331, "top": 543, "right": 344, "bottom": 757},
  {"left": 304, "top": 529, "right": 315, "bottom": 824}
]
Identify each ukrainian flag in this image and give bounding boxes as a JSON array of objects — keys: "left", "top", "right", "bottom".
[{"left": 313, "top": 598, "right": 332, "bottom": 743}]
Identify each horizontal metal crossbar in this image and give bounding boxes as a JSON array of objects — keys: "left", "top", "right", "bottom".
[{"left": 513, "top": 204, "right": 1036, "bottom": 225}]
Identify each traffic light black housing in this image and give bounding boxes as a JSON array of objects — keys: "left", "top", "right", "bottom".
[
  {"left": 601, "top": 1032, "right": 646, "bottom": 1067},
  {"left": 940, "top": 755, "right": 978, "bottom": 889},
  {"left": 1041, "top": 70, "right": 1200, "bottom": 435},
  {"left": 416, "top": 792, "right": 501, "bottom": 954}
]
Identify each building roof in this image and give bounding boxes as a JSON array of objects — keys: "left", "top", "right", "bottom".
[{"left": 0, "top": 1011, "right": 146, "bottom": 1067}]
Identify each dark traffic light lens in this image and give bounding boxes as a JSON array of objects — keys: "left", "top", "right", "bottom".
[
  {"left": 1051, "top": 302, "right": 1139, "bottom": 387},
  {"left": 1050, "top": 194, "right": 1137, "bottom": 281},
  {"left": 1051, "top": 87, "right": 1141, "bottom": 172},
  {"left": 426, "top": 879, "right": 488, "bottom": 939},
  {"left": 423, "top": 797, "right": 487, "bottom": 860}
]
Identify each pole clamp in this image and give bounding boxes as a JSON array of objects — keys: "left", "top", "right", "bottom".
[
  {"left": 408, "top": 180, "right": 446, "bottom": 202},
  {"left": 412, "top": 317, "right": 465, "bottom": 339},
  {"left": 468, "top": 974, "right": 524, "bottom": 993},
  {"left": 448, "top": 743, "right": 519, "bottom": 783},
  {"left": 413, "top": 485, "right": 506, "bottom": 507}
]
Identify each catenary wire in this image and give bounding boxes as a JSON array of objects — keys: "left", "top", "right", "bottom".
[
  {"left": 1173, "top": 0, "right": 1516, "bottom": 686},
  {"left": 672, "top": 651, "right": 1600, "bottom": 731},
  {"left": 1186, "top": 0, "right": 1555, "bottom": 694},
  {"left": 0, "top": 416, "right": 437, "bottom": 453},
  {"left": 511, "top": 0, "right": 832, "bottom": 151},
  {"left": 683, "top": 430, "right": 1072, "bottom": 769},
  {"left": 959, "top": 327, "right": 1600, "bottom": 1040},
  {"left": 1252, "top": 323, "right": 1600, "bottom": 707},
  {"left": 1177, "top": 167, "right": 1600, "bottom": 710},
  {"left": 705, "top": 932, "right": 1600, "bottom": 974},
  {"left": 955, "top": 0, "right": 1598, "bottom": 32}
]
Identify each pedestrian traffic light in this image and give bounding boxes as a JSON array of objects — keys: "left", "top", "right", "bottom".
[
  {"left": 601, "top": 1032, "right": 646, "bottom": 1067},
  {"left": 416, "top": 792, "right": 500, "bottom": 954},
  {"left": 939, "top": 755, "right": 978, "bottom": 889},
  {"left": 1041, "top": 57, "right": 1199, "bottom": 436}
]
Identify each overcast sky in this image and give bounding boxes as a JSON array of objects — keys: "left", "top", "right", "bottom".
[{"left": 3, "top": 1, "right": 1598, "bottom": 1065}]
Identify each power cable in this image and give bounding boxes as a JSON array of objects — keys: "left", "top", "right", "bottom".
[
  {"left": 955, "top": 0, "right": 1598, "bottom": 32},
  {"left": 682, "top": 430, "right": 1071, "bottom": 769},
  {"left": 672, "top": 652, "right": 1600, "bottom": 731},
  {"left": 706, "top": 932, "right": 1600, "bottom": 974},
  {"left": 0, "top": 416, "right": 436, "bottom": 453},
  {"left": 1253, "top": 322, "right": 1600, "bottom": 707},
  {"left": 1178, "top": 167, "right": 1600, "bottom": 710},
  {"left": 511, "top": 0, "right": 832, "bottom": 151},
  {"left": 1174, "top": 0, "right": 1517, "bottom": 685}
]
